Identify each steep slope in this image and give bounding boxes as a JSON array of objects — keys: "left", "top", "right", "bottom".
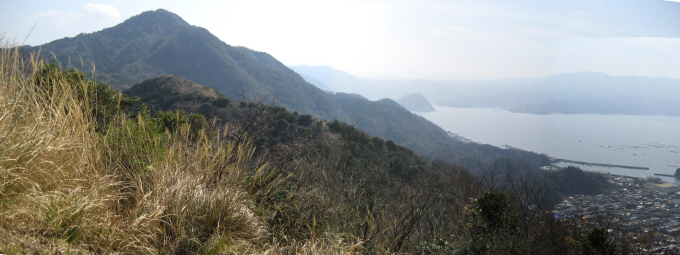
[
  {"left": 126, "top": 75, "right": 434, "bottom": 174},
  {"left": 26, "top": 9, "right": 549, "bottom": 168},
  {"left": 25, "top": 9, "right": 338, "bottom": 120}
]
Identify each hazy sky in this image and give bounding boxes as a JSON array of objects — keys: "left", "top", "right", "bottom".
[{"left": 2, "top": 0, "right": 679, "bottom": 80}]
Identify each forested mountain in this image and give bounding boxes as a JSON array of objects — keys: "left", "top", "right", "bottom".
[
  {"left": 125, "top": 73, "right": 605, "bottom": 198},
  {"left": 24, "top": 9, "right": 337, "bottom": 119},
  {"left": 125, "top": 74, "right": 436, "bottom": 179},
  {"left": 1, "top": 50, "right": 621, "bottom": 253},
  {"left": 24, "top": 9, "right": 550, "bottom": 169}
]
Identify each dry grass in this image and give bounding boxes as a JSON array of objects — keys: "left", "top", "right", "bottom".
[{"left": 0, "top": 42, "right": 359, "bottom": 254}]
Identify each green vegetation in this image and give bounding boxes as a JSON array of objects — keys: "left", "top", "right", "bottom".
[
  {"left": 2, "top": 45, "right": 635, "bottom": 254},
  {"left": 464, "top": 191, "right": 525, "bottom": 254},
  {"left": 579, "top": 228, "right": 616, "bottom": 255},
  {"left": 25, "top": 9, "right": 553, "bottom": 171},
  {"left": 123, "top": 72, "right": 624, "bottom": 254},
  {"left": 547, "top": 166, "right": 610, "bottom": 196},
  {"left": 34, "top": 63, "right": 138, "bottom": 131},
  {"left": 331, "top": 92, "right": 551, "bottom": 169},
  {"left": 0, "top": 45, "right": 357, "bottom": 254},
  {"left": 4, "top": 9, "right": 648, "bottom": 254}
]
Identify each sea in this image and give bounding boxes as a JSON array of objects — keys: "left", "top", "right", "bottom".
[{"left": 417, "top": 106, "right": 680, "bottom": 184}]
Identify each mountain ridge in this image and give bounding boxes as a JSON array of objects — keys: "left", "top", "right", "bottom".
[{"left": 25, "top": 9, "right": 550, "bottom": 168}]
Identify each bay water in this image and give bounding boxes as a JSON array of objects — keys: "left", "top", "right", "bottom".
[{"left": 418, "top": 106, "right": 680, "bottom": 184}]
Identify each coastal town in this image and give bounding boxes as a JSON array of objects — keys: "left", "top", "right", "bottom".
[{"left": 554, "top": 172, "right": 680, "bottom": 253}]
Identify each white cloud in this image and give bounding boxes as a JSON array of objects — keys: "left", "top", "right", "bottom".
[{"left": 83, "top": 3, "right": 121, "bottom": 19}]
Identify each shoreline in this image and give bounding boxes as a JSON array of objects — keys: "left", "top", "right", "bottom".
[{"left": 502, "top": 144, "right": 651, "bottom": 171}]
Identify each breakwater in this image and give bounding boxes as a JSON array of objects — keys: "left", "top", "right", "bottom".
[
  {"left": 654, "top": 173, "right": 677, "bottom": 178},
  {"left": 551, "top": 158, "right": 649, "bottom": 170}
]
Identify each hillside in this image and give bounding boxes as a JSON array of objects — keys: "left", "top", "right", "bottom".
[
  {"left": 124, "top": 74, "right": 229, "bottom": 111},
  {"left": 125, "top": 74, "right": 437, "bottom": 177},
  {"left": 24, "top": 9, "right": 552, "bottom": 169},
  {"left": 24, "top": 9, "right": 338, "bottom": 120},
  {"left": 3, "top": 47, "right": 628, "bottom": 253}
]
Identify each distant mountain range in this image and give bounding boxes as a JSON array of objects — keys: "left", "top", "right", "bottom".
[
  {"left": 25, "top": 9, "right": 549, "bottom": 168},
  {"left": 292, "top": 66, "right": 680, "bottom": 116}
]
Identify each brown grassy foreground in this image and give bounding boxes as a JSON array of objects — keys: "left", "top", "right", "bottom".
[
  {"left": 0, "top": 43, "right": 360, "bottom": 254},
  {"left": 4, "top": 38, "right": 648, "bottom": 254}
]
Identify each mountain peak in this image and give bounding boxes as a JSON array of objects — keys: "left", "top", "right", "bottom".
[
  {"left": 104, "top": 9, "right": 190, "bottom": 40},
  {"left": 129, "top": 9, "right": 189, "bottom": 27}
]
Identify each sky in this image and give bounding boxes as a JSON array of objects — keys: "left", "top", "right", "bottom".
[{"left": 1, "top": 0, "right": 680, "bottom": 80}]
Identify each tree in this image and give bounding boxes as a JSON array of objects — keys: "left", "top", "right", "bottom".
[
  {"left": 464, "top": 190, "right": 525, "bottom": 254},
  {"left": 475, "top": 190, "right": 516, "bottom": 230},
  {"left": 580, "top": 228, "right": 616, "bottom": 255}
]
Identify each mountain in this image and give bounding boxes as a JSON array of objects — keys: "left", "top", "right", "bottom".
[
  {"left": 294, "top": 66, "right": 680, "bottom": 116},
  {"left": 397, "top": 93, "right": 435, "bottom": 112},
  {"left": 126, "top": 74, "right": 432, "bottom": 163},
  {"left": 25, "top": 9, "right": 550, "bottom": 168},
  {"left": 110, "top": 73, "right": 577, "bottom": 254},
  {"left": 25, "top": 9, "right": 338, "bottom": 120}
]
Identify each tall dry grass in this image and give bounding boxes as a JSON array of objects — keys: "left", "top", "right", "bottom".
[
  {"left": 0, "top": 42, "right": 358, "bottom": 254},
  {"left": 0, "top": 42, "right": 112, "bottom": 253}
]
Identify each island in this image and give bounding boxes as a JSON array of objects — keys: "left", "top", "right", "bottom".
[{"left": 396, "top": 93, "right": 435, "bottom": 112}]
